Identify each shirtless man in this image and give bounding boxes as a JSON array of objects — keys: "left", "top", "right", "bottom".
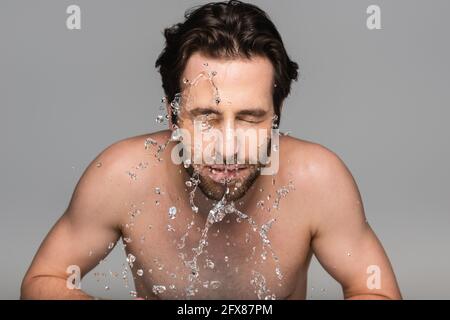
[{"left": 20, "top": 0, "right": 401, "bottom": 300}]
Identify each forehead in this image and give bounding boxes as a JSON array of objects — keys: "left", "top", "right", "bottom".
[
  {"left": 181, "top": 52, "right": 274, "bottom": 106},
  {"left": 183, "top": 52, "right": 274, "bottom": 81}
]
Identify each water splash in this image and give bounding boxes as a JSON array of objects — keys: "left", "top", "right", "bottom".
[
  {"left": 175, "top": 175, "right": 288, "bottom": 299},
  {"left": 250, "top": 270, "right": 275, "bottom": 300}
]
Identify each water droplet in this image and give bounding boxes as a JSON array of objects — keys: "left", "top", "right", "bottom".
[
  {"left": 104, "top": 285, "right": 110, "bottom": 291},
  {"left": 155, "top": 115, "right": 165, "bottom": 124},
  {"left": 144, "top": 138, "right": 158, "bottom": 150},
  {"left": 205, "top": 259, "right": 215, "bottom": 269},
  {"left": 129, "top": 208, "right": 141, "bottom": 218},
  {"left": 108, "top": 242, "right": 114, "bottom": 249},
  {"left": 96, "top": 162, "right": 102, "bottom": 168},
  {"left": 210, "top": 281, "right": 221, "bottom": 289},
  {"left": 123, "top": 237, "right": 132, "bottom": 243},
  {"left": 137, "top": 269, "right": 144, "bottom": 276},
  {"left": 256, "top": 200, "right": 265, "bottom": 209},
  {"left": 183, "top": 158, "right": 192, "bottom": 168},
  {"left": 126, "top": 253, "right": 136, "bottom": 267},
  {"left": 271, "top": 115, "right": 279, "bottom": 129},
  {"left": 171, "top": 129, "right": 183, "bottom": 141},
  {"left": 275, "top": 267, "right": 283, "bottom": 280},
  {"left": 185, "top": 286, "right": 196, "bottom": 297},
  {"left": 152, "top": 285, "right": 166, "bottom": 295},
  {"left": 168, "top": 206, "right": 177, "bottom": 219},
  {"left": 127, "top": 171, "right": 137, "bottom": 180},
  {"left": 136, "top": 162, "right": 148, "bottom": 170}
]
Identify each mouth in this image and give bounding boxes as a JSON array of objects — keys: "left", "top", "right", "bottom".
[{"left": 204, "top": 165, "right": 249, "bottom": 183}]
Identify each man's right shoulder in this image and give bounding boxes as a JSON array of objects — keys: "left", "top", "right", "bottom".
[
  {"left": 91, "top": 130, "right": 172, "bottom": 169},
  {"left": 75, "top": 130, "right": 172, "bottom": 193},
  {"left": 68, "top": 130, "right": 172, "bottom": 217}
]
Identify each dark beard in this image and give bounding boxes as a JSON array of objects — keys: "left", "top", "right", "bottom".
[
  {"left": 183, "top": 137, "right": 272, "bottom": 202},
  {"left": 184, "top": 163, "right": 261, "bottom": 201}
]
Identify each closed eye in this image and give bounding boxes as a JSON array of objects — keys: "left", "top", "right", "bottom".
[
  {"left": 236, "top": 109, "right": 268, "bottom": 122},
  {"left": 237, "top": 117, "right": 263, "bottom": 123}
]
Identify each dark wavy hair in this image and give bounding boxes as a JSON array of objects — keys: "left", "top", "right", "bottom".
[{"left": 155, "top": 0, "right": 299, "bottom": 127}]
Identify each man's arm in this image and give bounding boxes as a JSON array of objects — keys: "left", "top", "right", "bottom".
[
  {"left": 308, "top": 145, "right": 402, "bottom": 300},
  {"left": 20, "top": 141, "right": 129, "bottom": 299}
]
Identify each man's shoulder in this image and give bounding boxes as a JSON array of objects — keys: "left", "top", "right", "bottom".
[
  {"left": 280, "top": 135, "right": 344, "bottom": 175},
  {"left": 280, "top": 135, "right": 353, "bottom": 194},
  {"left": 79, "top": 130, "right": 171, "bottom": 190},
  {"left": 280, "top": 135, "right": 361, "bottom": 232},
  {"left": 96, "top": 130, "right": 171, "bottom": 165},
  {"left": 104, "top": 130, "right": 171, "bottom": 155}
]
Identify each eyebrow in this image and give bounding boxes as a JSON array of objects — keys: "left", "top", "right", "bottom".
[
  {"left": 190, "top": 107, "right": 268, "bottom": 117},
  {"left": 237, "top": 109, "right": 268, "bottom": 117},
  {"left": 190, "top": 107, "right": 221, "bottom": 117}
]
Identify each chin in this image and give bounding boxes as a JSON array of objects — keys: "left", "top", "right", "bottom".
[{"left": 196, "top": 165, "right": 261, "bottom": 202}]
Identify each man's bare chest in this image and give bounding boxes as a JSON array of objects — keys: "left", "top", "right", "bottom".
[{"left": 119, "top": 185, "right": 311, "bottom": 299}]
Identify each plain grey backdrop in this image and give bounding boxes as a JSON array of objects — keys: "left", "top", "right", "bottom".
[{"left": 1, "top": 0, "right": 449, "bottom": 299}]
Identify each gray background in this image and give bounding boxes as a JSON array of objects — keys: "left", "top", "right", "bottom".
[{"left": 1, "top": 0, "right": 449, "bottom": 299}]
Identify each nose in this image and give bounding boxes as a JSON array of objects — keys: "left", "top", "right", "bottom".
[{"left": 222, "top": 118, "right": 238, "bottom": 164}]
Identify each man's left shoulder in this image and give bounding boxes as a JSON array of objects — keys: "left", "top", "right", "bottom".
[
  {"left": 280, "top": 136, "right": 363, "bottom": 231},
  {"left": 280, "top": 135, "right": 355, "bottom": 188}
]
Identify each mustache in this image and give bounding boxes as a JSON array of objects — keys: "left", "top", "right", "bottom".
[{"left": 187, "top": 136, "right": 273, "bottom": 167}]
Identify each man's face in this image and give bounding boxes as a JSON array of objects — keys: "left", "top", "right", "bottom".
[{"left": 173, "top": 52, "right": 276, "bottom": 201}]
